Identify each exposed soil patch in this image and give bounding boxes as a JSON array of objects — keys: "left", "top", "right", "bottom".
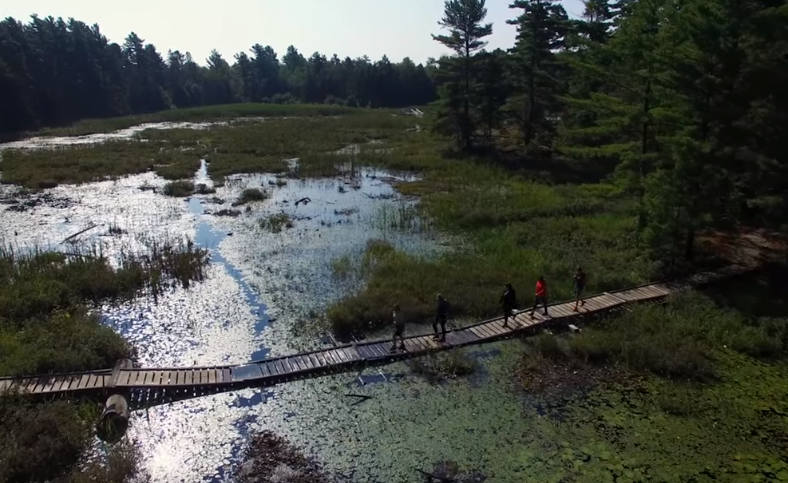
[
  {"left": 515, "top": 355, "right": 629, "bottom": 402},
  {"left": 699, "top": 229, "right": 788, "bottom": 268},
  {"left": 236, "top": 431, "right": 331, "bottom": 483}
]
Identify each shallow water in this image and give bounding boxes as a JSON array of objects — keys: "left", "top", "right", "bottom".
[
  {"left": 0, "top": 119, "right": 252, "bottom": 150},
  {"left": 0, "top": 144, "right": 467, "bottom": 481}
]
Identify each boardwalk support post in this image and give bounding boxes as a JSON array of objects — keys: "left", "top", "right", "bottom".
[{"left": 96, "top": 358, "right": 132, "bottom": 444}]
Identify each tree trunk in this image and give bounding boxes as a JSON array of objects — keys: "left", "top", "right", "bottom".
[
  {"left": 637, "top": 74, "right": 653, "bottom": 230},
  {"left": 684, "top": 226, "right": 695, "bottom": 262},
  {"left": 463, "top": 39, "right": 472, "bottom": 151}
]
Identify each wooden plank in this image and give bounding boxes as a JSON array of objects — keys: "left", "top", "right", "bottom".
[
  {"left": 343, "top": 347, "right": 360, "bottom": 361},
  {"left": 411, "top": 337, "right": 430, "bottom": 351},
  {"left": 313, "top": 349, "right": 330, "bottom": 365},
  {"left": 332, "top": 349, "right": 348, "bottom": 363},
  {"left": 283, "top": 357, "right": 298, "bottom": 372},
  {"left": 468, "top": 325, "right": 488, "bottom": 339},
  {"left": 223, "top": 368, "right": 232, "bottom": 384},
  {"left": 185, "top": 370, "right": 193, "bottom": 386},
  {"left": 475, "top": 324, "right": 496, "bottom": 338},
  {"left": 117, "top": 371, "right": 131, "bottom": 386},
  {"left": 51, "top": 376, "right": 67, "bottom": 392},
  {"left": 307, "top": 353, "right": 321, "bottom": 368},
  {"left": 402, "top": 338, "right": 420, "bottom": 352},
  {"left": 298, "top": 355, "right": 313, "bottom": 370},
  {"left": 75, "top": 373, "right": 90, "bottom": 390},
  {"left": 364, "top": 344, "right": 383, "bottom": 358},
  {"left": 274, "top": 359, "right": 287, "bottom": 375},
  {"left": 208, "top": 369, "right": 217, "bottom": 384},
  {"left": 167, "top": 371, "right": 177, "bottom": 386},
  {"left": 259, "top": 362, "right": 271, "bottom": 377},
  {"left": 487, "top": 322, "right": 509, "bottom": 336},
  {"left": 87, "top": 374, "right": 100, "bottom": 389}
]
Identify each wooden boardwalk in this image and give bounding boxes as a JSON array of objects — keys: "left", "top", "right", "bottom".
[{"left": 0, "top": 264, "right": 751, "bottom": 408}]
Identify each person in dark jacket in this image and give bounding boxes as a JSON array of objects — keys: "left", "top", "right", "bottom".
[
  {"left": 573, "top": 267, "right": 587, "bottom": 312},
  {"left": 433, "top": 294, "right": 449, "bottom": 342},
  {"left": 390, "top": 304, "right": 406, "bottom": 352},
  {"left": 500, "top": 283, "right": 517, "bottom": 327}
]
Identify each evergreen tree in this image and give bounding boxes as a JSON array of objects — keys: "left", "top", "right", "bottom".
[
  {"left": 507, "top": 0, "right": 568, "bottom": 153},
  {"left": 431, "top": 0, "right": 493, "bottom": 151}
]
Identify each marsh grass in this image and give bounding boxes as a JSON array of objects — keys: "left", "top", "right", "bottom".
[
  {"left": 0, "top": 238, "right": 207, "bottom": 482},
  {"left": 526, "top": 293, "right": 788, "bottom": 381},
  {"left": 410, "top": 350, "right": 476, "bottom": 383},
  {"left": 36, "top": 103, "right": 361, "bottom": 137},
  {"left": 233, "top": 188, "right": 268, "bottom": 206},
  {"left": 163, "top": 180, "right": 195, "bottom": 197},
  {"left": 260, "top": 213, "right": 293, "bottom": 233},
  {"left": 0, "top": 141, "right": 202, "bottom": 188}
]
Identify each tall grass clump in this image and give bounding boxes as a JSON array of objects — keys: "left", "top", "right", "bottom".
[
  {"left": 0, "top": 241, "right": 208, "bottom": 482},
  {"left": 260, "top": 213, "right": 293, "bottom": 233},
  {"left": 526, "top": 293, "right": 788, "bottom": 381},
  {"left": 163, "top": 180, "right": 195, "bottom": 197},
  {"left": 233, "top": 188, "right": 268, "bottom": 206}
]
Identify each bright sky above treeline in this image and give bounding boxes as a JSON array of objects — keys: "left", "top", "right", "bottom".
[{"left": 3, "top": 0, "right": 585, "bottom": 65}]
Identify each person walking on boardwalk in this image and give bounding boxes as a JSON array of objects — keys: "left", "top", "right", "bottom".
[
  {"left": 390, "top": 304, "right": 406, "bottom": 352},
  {"left": 529, "top": 276, "right": 549, "bottom": 318},
  {"left": 433, "top": 294, "right": 450, "bottom": 342},
  {"left": 573, "top": 266, "right": 587, "bottom": 312},
  {"left": 500, "top": 283, "right": 517, "bottom": 327}
]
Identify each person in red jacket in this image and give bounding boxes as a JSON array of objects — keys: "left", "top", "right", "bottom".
[{"left": 529, "top": 276, "right": 549, "bottom": 317}]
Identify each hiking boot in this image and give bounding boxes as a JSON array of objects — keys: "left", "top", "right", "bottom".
[
  {"left": 573, "top": 307, "right": 579, "bottom": 312},
  {"left": 398, "top": 344, "right": 406, "bottom": 351},
  {"left": 389, "top": 345, "right": 398, "bottom": 352}
]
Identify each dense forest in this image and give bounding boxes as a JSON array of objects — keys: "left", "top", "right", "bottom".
[
  {"left": 0, "top": 15, "right": 436, "bottom": 133},
  {"left": 431, "top": 0, "right": 787, "bottom": 267},
  {"left": 1, "top": 0, "right": 786, "bottom": 266}
]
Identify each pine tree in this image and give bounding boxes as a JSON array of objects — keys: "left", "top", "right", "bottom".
[
  {"left": 431, "top": 0, "right": 493, "bottom": 151},
  {"left": 473, "top": 49, "right": 509, "bottom": 147},
  {"left": 557, "top": 0, "right": 670, "bottom": 226},
  {"left": 507, "top": 0, "right": 568, "bottom": 153}
]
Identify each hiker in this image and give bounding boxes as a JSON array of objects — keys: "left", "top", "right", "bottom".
[
  {"left": 573, "top": 266, "right": 587, "bottom": 312},
  {"left": 433, "top": 294, "right": 449, "bottom": 342},
  {"left": 390, "top": 304, "right": 406, "bottom": 352},
  {"left": 500, "top": 283, "right": 517, "bottom": 327},
  {"left": 529, "top": 276, "right": 549, "bottom": 317}
]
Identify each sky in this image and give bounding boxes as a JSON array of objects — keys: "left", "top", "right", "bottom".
[{"left": 2, "top": 0, "right": 585, "bottom": 66}]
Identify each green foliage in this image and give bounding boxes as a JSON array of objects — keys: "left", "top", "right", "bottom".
[{"left": 162, "top": 180, "right": 195, "bottom": 197}]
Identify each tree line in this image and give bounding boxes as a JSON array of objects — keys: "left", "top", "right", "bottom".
[
  {"left": 432, "top": 0, "right": 788, "bottom": 267},
  {"left": 0, "top": 15, "right": 436, "bottom": 133}
]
